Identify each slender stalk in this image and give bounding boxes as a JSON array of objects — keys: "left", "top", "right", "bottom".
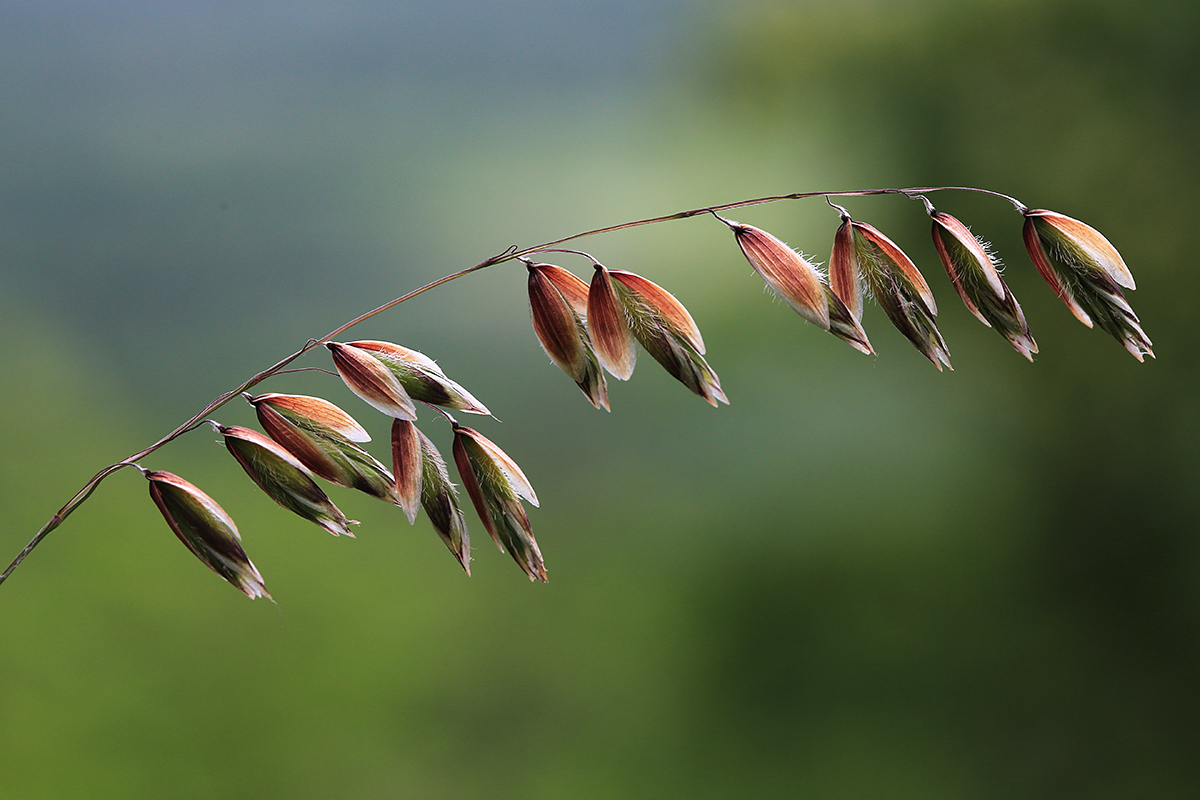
[{"left": 0, "top": 185, "right": 1014, "bottom": 586}]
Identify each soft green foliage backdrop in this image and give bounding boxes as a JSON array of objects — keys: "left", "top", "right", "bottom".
[{"left": 3, "top": 1, "right": 1198, "bottom": 797}]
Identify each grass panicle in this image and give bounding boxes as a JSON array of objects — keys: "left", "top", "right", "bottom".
[{"left": 1, "top": 185, "right": 1152, "bottom": 596}]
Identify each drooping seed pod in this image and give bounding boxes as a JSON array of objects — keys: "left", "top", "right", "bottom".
[
  {"left": 347, "top": 340, "right": 490, "bottom": 416},
  {"left": 326, "top": 342, "right": 417, "bottom": 420},
  {"left": 392, "top": 420, "right": 471, "bottom": 574},
  {"left": 391, "top": 418, "right": 423, "bottom": 524},
  {"left": 588, "top": 262, "right": 637, "bottom": 380},
  {"left": 829, "top": 218, "right": 863, "bottom": 322},
  {"left": 836, "top": 214, "right": 951, "bottom": 371},
  {"left": 606, "top": 268, "right": 727, "bottom": 407},
  {"left": 1022, "top": 209, "right": 1152, "bottom": 361},
  {"left": 248, "top": 393, "right": 372, "bottom": 442},
  {"left": 326, "top": 343, "right": 420, "bottom": 422},
  {"left": 214, "top": 423, "right": 357, "bottom": 537},
  {"left": 718, "top": 215, "right": 830, "bottom": 330},
  {"left": 144, "top": 469, "right": 269, "bottom": 599},
  {"left": 247, "top": 396, "right": 398, "bottom": 503},
  {"left": 451, "top": 423, "right": 544, "bottom": 582},
  {"left": 929, "top": 209, "right": 1037, "bottom": 361},
  {"left": 526, "top": 261, "right": 609, "bottom": 410}
]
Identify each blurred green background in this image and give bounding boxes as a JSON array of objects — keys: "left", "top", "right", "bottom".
[{"left": 3, "top": 0, "right": 1198, "bottom": 797}]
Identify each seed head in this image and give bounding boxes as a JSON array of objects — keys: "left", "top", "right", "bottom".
[
  {"left": 1022, "top": 209, "right": 1152, "bottom": 361},
  {"left": 587, "top": 262, "right": 638, "bottom": 381},
  {"left": 451, "top": 424, "right": 544, "bottom": 582},
  {"left": 326, "top": 342, "right": 417, "bottom": 420},
  {"left": 348, "top": 340, "right": 490, "bottom": 416},
  {"left": 392, "top": 419, "right": 471, "bottom": 574},
  {"left": 214, "top": 423, "right": 357, "bottom": 538},
  {"left": 930, "top": 210, "right": 1037, "bottom": 361},
  {"left": 526, "top": 261, "right": 609, "bottom": 411},
  {"left": 248, "top": 393, "right": 372, "bottom": 442},
  {"left": 607, "top": 267, "right": 727, "bottom": 407},
  {"left": 722, "top": 218, "right": 830, "bottom": 330},
  {"left": 247, "top": 394, "right": 398, "bottom": 503},
  {"left": 145, "top": 470, "right": 269, "bottom": 599},
  {"left": 838, "top": 215, "right": 951, "bottom": 371}
]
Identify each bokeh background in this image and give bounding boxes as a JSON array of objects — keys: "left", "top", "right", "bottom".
[{"left": 3, "top": 0, "right": 1198, "bottom": 797}]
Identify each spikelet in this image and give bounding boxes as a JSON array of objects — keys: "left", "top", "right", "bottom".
[
  {"left": 526, "top": 260, "right": 609, "bottom": 410},
  {"left": 347, "top": 340, "right": 490, "bottom": 415},
  {"left": 719, "top": 216, "right": 830, "bottom": 330},
  {"left": 145, "top": 470, "right": 269, "bottom": 599},
  {"left": 326, "top": 341, "right": 417, "bottom": 420},
  {"left": 214, "top": 423, "right": 357, "bottom": 538},
  {"left": 832, "top": 214, "right": 951, "bottom": 371},
  {"left": 391, "top": 419, "right": 471, "bottom": 573},
  {"left": 1022, "top": 209, "right": 1151, "bottom": 361},
  {"left": 246, "top": 394, "right": 397, "bottom": 503},
  {"left": 606, "top": 267, "right": 727, "bottom": 407},
  {"left": 928, "top": 208, "right": 1037, "bottom": 361},
  {"left": 452, "top": 423, "right": 544, "bottom": 582}
]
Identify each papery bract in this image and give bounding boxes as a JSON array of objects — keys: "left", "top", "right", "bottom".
[
  {"left": 248, "top": 395, "right": 398, "bottom": 503},
  {"left": 145, "top": 470, "right": 269, "bottom": 599},
  {"left": 588, "top": 263, "right": 638, "bottom": 381},
  {"left": 348, "top": 340, "right": 490, "bottom": 415},
  {"left": 215, "top": 423, "right": 357, "bottom": 538},
  {"left": 526, "top": 261, "right": 609, "bottom": 410},
  {"left": 840, "top": 216, "right": 951, "bottom": 370},
  {"left": 608, "top": 268, "right": 727, "bottom": 407},
  {"left": 930, "top": 210, "right": 1037, "bottom": 361},
  {"left": 452, "top": 424, "right": 544, "bottom": 582},
  {"left": 724, "top": 218, "right": 830, "bottom": 330},
  {"left": 392, "top": 420, "right": 471, "bottom": 573},
  {"left": 1023, "top": 209, "right": 1152, "bottom": 361},
  {"left": 327, "top": 342, "right": 417, "bottom": 420}
]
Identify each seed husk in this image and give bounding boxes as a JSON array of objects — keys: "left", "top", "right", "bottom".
[
  {"left": 588, "top": 263, "right": 638, "bottom": 381},
  {"left": 846, "top": 217, "right": 951, "bottom": 371},
  {"left": 248, "top": 393, "right": 372, "bottom": 442},
  {"left": 248, "top": 396, "right": 397, "bottom": 503},
  {"left": 348, "top": 340, "right": 490, "bottom": 416},
  {"left": 527, "top": 261, "right": 609, "bottom": 410},
  {"left": 930, "top": 210, "right": 1037, "bottom": 361},
  {"left": 327, "top": 341, "right": 417, "bottom": 420},
  {"left": 145, "top": 470, "right": 269, "bottom": 599},
  {"left": 452, "top": 424, "right": 544, "bottom": 582},
  {"left": 608, "top": 268, "right": 727, "bottom": 407},
  {"left": 722, "top": 218, "right": 830, "bottom": 330},
  {"left": 1022, "top": 209, "right": 1151, "bottom": 361},
  {"left": 215, "top": 423, "right": 357, "bottom": 538}
]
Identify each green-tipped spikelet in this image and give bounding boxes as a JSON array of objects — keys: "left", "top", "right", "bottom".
[
  {"left": 326, "top": 341, "right": 418, "bottom": 420},
  {"left": 214, "top": 423, "right": 357, "bottom": 537},
  {"left": 391, "top": 419, "right": 471, "bottom": 573},
  {"left": 1022, "top": 209, "right": 1151, "bottom": 361},
  {"left": 833, "top": 214, "right": 951, "bottom": 371},
  {"left": 247, "top": 394, "right": 398, "bottom": 503},
  {"left": 929, "top": 208, "right": 1037, "bottom": 361},
  {"left": 145, "top": 470, "right": 269, "bottom": 599},
  {"left": 526, "top": 260, "right": 609, "bottom": 410},
  {"left": 452, "top": 423, "right": 543, "bottom": 582},
  {"left": 606, "top": 267, "right": 727, "bottom": 407},
  {"left": 347, "top": 340, "right": 490, "bottom": 415}
]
